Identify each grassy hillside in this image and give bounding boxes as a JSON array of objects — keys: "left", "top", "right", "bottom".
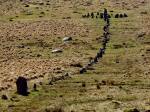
[{"left": 0, "top": 0, "right": 150, "bottom": 112}]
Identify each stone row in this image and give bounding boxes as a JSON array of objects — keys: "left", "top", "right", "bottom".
[{"left": 80, "top": 8, "right": 110, "bottom": 74}]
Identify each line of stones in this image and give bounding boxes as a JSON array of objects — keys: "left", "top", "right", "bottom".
[
  {"left": 14, "top": 8, "right": 111, "bottom": 96},
  {"left": 80, "top": 8, "right": 110, "bottom": 74},
  {"left": 2, "top": 8, "right": 110, "bottom": 97},
  {"left": 82, "top": 11, "right": 128, "bottom": 19}
]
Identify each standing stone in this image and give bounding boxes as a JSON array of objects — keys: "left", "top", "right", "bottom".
[
  {"left": 16, "top": 77, "right": 28, "bottom": 96},
  {"left": 115, "top": 14, "right": 119, "bottom": 18}
]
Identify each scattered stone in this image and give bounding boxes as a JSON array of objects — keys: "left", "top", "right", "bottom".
[
  {"left": 45, "top": 106, "right": 64, "bottom": 112},
  {"left": 107, "top": 95, "right": 113, "bottom": 100},
  {"left": 82, "top": 82, "right": 86, "bottom": 87},
  {"left": 65, "top": 17, "right": 71, "bottom": 19},
  {"left": 96, "top": 83, "right": 101, "bottom": 89},
  {"left": 40, "top": 12, "right": 45, "bottom": 15},
  {"left": 64, "top": 72, "right": 70, "bottom": 78},
  {"left": 63, "top": 36, "right": 72, "bottom": 42},
  {"left": 39, "top": 82, "right": 43, "bottom": 85},
  {"left": 100, "top": 0, "right": 105, "bottom": 4},
  {"left": 9, "top": 18, "right": 14, "bottom": 21},
  {"left": 33, "top": 83, "right": 37, "bottom": 91},
  {"left": 8, "top": 104, "right": 15, "bottom": 108},
  {"left": 1, "top": 95, "right": 8, "bottom": 100},
  {"left": 124, "top": 13, "right": 128, "bottom": 17},
  {"left": 17, "top": 44, "right": 25, "bottom": 48},
  {"left": 16, "top": 77, "right": 28, "bottom": 96},
  {"left": 115, "top": 58, "right": 119, "bottom": 63},
  {"left": 82, "top": 15, "right": 86, "bottom": 18},
  {"left": 91, "top": 12, "right": 94, "bottom": 18},
  {"left": 140, "top": 11, "right": 148, "bottom": 14},
  {"left": 24, "top": 4, "right": 29, "bottom": 7},
  {"left": 49, "top": 80, "right": 53, "bottom": 85},
  {"left": 108, "top": 14, "right": 111, "bottom": 18},
  {"left": 119, "top": 14, "right": 123, "bottom": 18},
  {"left": 115, "top": 14, "right": 119, "bottom": 18},
  {"left": 51, "top": 48, "right": 63, "bottom": 53},
  {"left": 80, "top": 67, "right": 87, "bottom": 74},
  {"left": 101, "top": 80, "right": 106, "bottom": 85},
  {"left": 70, "top": 63, "right": 82, "bottom": 67},
  {"left": 87, "top": 13, "right": 90, "bottom": 18},
  {"left": 110, "top": 100, "right": 121, "bottom": 109},
  {"left": 100, "top": 13, "right": 103, "bottom": 18},
  {"left": 113, "top": 44, "right": 123, "bottom": 49},
  {"left": 137, "top": 32, "right": 146, "bottom": 38},
  {"left": 124, "top": 108, "right": 140, "bottom": 112},
  {"left": 145, "top": 110, "right": 150, "bottom": 112}
]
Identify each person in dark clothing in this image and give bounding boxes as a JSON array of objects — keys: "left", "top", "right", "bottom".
[{"left": 104, "top": 8, "right": 108, "bottom": 21}]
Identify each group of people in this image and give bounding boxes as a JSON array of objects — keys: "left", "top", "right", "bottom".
[{"left": 80, "top": 8, "right": 110, "bottom": 74}]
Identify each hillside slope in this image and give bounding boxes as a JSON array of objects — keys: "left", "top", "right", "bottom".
[{"left": 0, "top": 0, "right": 150, "bottom": 112}]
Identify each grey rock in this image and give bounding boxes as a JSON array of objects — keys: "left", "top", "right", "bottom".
[
  {"left": 63, "top": 37, "right": 72, "bottom": 42},
  {"left": 51, "top": 48, "right": 63, "bottom": 53}
]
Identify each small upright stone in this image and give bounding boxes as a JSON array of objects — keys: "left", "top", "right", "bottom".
[
  {"left": 1, "top": 95, "right": 8, "bottom": 100},
  {"left": 16, "top": 76, "right": 28, "bottom": 96},
  {"left": 97, "top": 12, "right": 99, "bottom": 15},
  {"left": 124, "top": 13, "right": 128, "bottom": 17},
  {"left": 119, "top": 14, "right": 123, "bottom": 18},
  {"left": 115, "top": 14, "right": 119, "bottom": 18},
  {"left": 100, "top": 13, "right": 103, "bottom": 18},
  {"left": 96, "top": 83, "right": 100, "bottom": 89},
  {"left": 33, "top": 83, "right": 37, "bottom": 91},
  {"left": 91, "top": 12, "right": 94, "bottom": 18},
  {"left": 82, "top": 82, "right": 86, "bottom": 87},
  {"left": 87, "top": 13, "right": 90, "bottom": 18},
  {"left": 80, "top": 67, "right": 86, "bottom": 74}
]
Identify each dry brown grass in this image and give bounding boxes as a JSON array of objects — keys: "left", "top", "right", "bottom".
[{"left": 0, "top": 0, "right": 150, "bottom": 112}]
